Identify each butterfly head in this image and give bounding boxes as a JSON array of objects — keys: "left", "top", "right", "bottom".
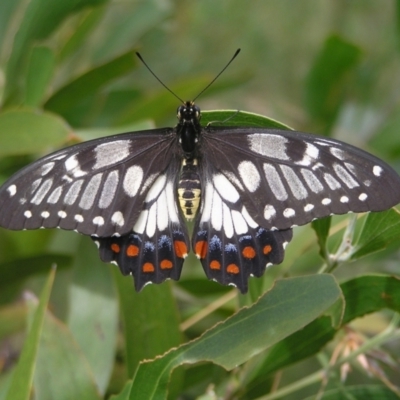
[{"left": 177, "top": 101, "right": 201, "bottom": 157}]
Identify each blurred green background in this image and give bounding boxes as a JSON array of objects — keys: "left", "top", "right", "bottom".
[{"left": 1, "top": 1, "right": 400, "bottom": 399}]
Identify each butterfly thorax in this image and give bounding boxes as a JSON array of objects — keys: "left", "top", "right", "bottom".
[
  {"left": 176, "top": 101, "right": 201, "bottom": 157},
  {"left": 176, "top": 101, "right": 202, "bottom": 221}
]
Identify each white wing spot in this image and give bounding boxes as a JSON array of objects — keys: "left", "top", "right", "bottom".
[
  {"left": 283, "top": 208, "right": 295, "bottom": 218},
  {"left": 24, "top": 210, "right": 32, "bottom": 218},
  {"left": 300, "top": 169, "right": 323, "bottom": 193},
  {"left": 340, "top": 196, "right": 349, "bottom": 203},
  {"left": 322, "top": 198, "right": 331, "bottom": 205},
  {"left": 330, "top": 147, "right": 346, "bottom": 160},
  {"left": 248, "top": 134, "right": 289, "bottom": 160},
  {"left": 133, "top": 210, "right": 148, "bottom": 234},
  {"left": 222, "top": 203, "right": 234, "bottom": 239},
  {"left": 111, "top": 211, "right": 125, "bottom": 226},
  {"left": 238, "top": 161, "right": 261, "bottom": 192},
  {"left": 263, "top": 163, "right": 288, "bottom": 201},
  {"left": 323, "top": 173, "right": 341, "bottom": 190},
  {"left": 231, "top": 210, "right": 248, "bottom": 234},
  {"left": 333, "top": 163, "right": 359, "bottom": 188},
  {"left": 280, "top": 165, "right": 308, "bottom": 200},
  {"left": 145, "top": 175, "right": 166, "bottom": 202},
  {"left": 31, "top": 179, "right": 53, "bottom": 205},
  {"left": 64, "top": 180, "right": 84, "bottom": 205},
  {"left": 241, "top": 206, "right": 258, "bottom": 228},
  {"left": 47, "top": 186, "right": 63, "bottom": 204},
  {"left": 359, "top": 193, "right": 368, "bottom": 201},
  {"left": 93, "top": 216, "right": 104, "bottom": 226},
  {"left": 41, "top": 211, "right": 50, "bottom": 219},
  {"left": 58, "top": 211, "right": 67, "bottom": 218},
  {"left": 79, "top": 173, "right": 103, "bottom": 210},
  {"left": 264, "top": 204, "right": 276, "bottom": 220},
  {"left": 40, "top": 162, "right": 55, "bottom": 176},
  {"left": 99, "top": 170, "right": 119, "bottom": 209},
  {"left": 304, "top": 204, "right": 314, "bottom": 212},
  {"left": 295, "top": 143, "right": 319, "bottom": 166},
  {"left": 214, "top": 174, "right": 240, "bottom": 202},
  {"left": 373, "top": 165, "right": 383, "bottom": 177},
  {"left": 31, "top": 178, "right": 42, "bottom": 193},
  {"left": 364, "top": 179, "right": 371, "bottom": 187},
  {"left": 7, "top": 185, "right": 17, "bottom": 197},
  {"left": 93, "top": 141, "right": 130, "bottom": 169},
  {"left": 222, "top": 170, "right": 245, "bottom": 191},
  {"left": 74, "top": 214, "right": 84, "bottom": 223},
  {"left": 64, "top": 155, "right": 86, "bottom": 177},
  {"left": 123, "top": 165, "right": 143, "bottom": 197}
]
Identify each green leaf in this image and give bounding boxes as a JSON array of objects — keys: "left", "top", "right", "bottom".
[
  {"left": 305, "top": 34, "right": 362, "bottom": 132},
  {"left": 5, "top": 266, "right": 56, "bottom": 400},
  {"left": 67, "top": 237, "right": 119, "bottom": 395},
  {"left": 109, "top": 381, "right": 132, "bottom": 400},
  {"left": 34, "top": 300, "right": 102, "bottom": 399},
  {"left": 245, "top": 274, "right": 400, "bottom": 395},
  {"left": 0, "top": 253, "right": 71, "bottom": 284},
  {"left": 0, "top": 109, "right": 70, "bottom": 156},
  {"left": 129, "top": 275, "right": 341, "bottom": 399},
  {"left": 201, "top": 110, "right": 292, "bottom": 129},
  {"left": 59, "top": 7, "right": 106, "bottom": 62},
  {"left": 303, "top": 384, "right": 400, "bottom": 400},
  {"left": 4, "top": 0, "right": 110, "bottom": 104},
  {"left": 44, "top": 50, "right": 138, "bottom": 123},
  {"left": 351, "top": 209, "right": 400, "bottom": 260},
  {"left": 112, "top": 271, "right": 183, "bottom": 377},
  {"left": 25, "top": 46, "right": 55, "bottom": 107},
  {"left": 311, "top": 216, "right": 332, "bottom": 260}
]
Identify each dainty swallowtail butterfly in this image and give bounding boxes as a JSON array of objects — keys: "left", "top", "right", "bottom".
[{"left": 1, "top": 53, "right": 400, "bottom": 293}]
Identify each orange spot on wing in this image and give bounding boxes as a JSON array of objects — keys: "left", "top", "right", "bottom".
[
  {"left": 195, "top": 240, "right": 208, "bottom": 259},
  {"left": 242, "top": 246, "right": 256, "bottom": 259},
  {"left": 174, "top": 241, "right": 188, "bottom": 258},
  {"left": 263, "top": 244, "right": 272, "bottom": 255},
  {"left": 210, "top": 260, "right": 221, "bottom": 270},
  {"left": 111, "top": 243, "right": 120, "bottom": 253},
  {"left": 160, "top": 259, "right": 173, "bottom": 269},
  {"left": 126, "top": 244, "right": 139, "bottom": 257},
  {"left": 227, "top": 264, "right": 240, "bottom": 274},
  {"left": 143, "top": 262, "right": 155, "bottom": 273}
]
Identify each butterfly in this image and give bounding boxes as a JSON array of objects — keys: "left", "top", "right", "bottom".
[{"left": 1, "top": 56, "right": 400, "bottom": 293}]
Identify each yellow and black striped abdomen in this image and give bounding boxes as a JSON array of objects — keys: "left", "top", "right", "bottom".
[{"left": 178, "top": 159, "right": 201, "bottom": 221}]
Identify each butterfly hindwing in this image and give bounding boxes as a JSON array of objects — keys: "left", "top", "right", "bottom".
[
  {"left": 0, "top": 129, "right": 177, "bottom": 237},
  {"left": 193, "top": 169, "right": 293, "bottom": 292},
  {"left": 201, "top": 127, "right": 400, "bottom": 231},
  {"left": 95, "top": 161, "right": 190, "bottom": 290}
]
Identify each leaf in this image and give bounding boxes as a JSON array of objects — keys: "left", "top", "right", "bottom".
[
  {"left": 201, "top": 110, "right": 292, "bottom": 129},
  {"left": 311, "top": 216, "right": 332, "bottom": 260},
  {"left": 4, "top": 0, "right": 110, "bottom": 104},
  {"left": 304, "top": 34, "right": 362, "bottom": 132},
  {"left": 0, "top": 109, "right": 70, "bottom": 156},
  {"left": 351, "top": 209, "right": 400, "bottom": 260},
  {"left": 303, "top": 384, "right": 400, "bottom": 400},
  {"left": 67, "top": 237, "right": 119, "bottom": 395},
  {"left": 129, "top": 275, "right": 341, "bottom": 399},
  {"left": 5, "top": 266, "right": 55, "bottom": 400},
  {"left": 25, "top": 46, "right": 55, "bottom": 107},
  {"left": 34, "top": 299, "right": 102, "bottom": 400},
  {"left": 244, "top": 275, "right": 400, "bottom": 397},
  {"left": 44, "top": 50, "right": 138, "bottom": 124},
  {"left": 112, "top": 271, "right": 183, "bottom": 377}
]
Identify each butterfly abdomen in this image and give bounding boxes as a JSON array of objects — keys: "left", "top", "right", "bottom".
[{"left": 178, "top": 158, "right": 201, "bottom": 221}]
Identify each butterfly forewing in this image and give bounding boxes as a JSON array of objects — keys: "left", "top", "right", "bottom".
[
  {"left": 201, "top": 127, "right": 400, "bottom": 231},
  {"left": 0, "top": 129, "right": 177, "bottom": 237}
]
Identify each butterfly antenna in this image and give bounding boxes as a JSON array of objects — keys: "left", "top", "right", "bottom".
[
  {"left": 193, "top": 48, "right": 241, "bottom": 102},
  {"left": 136, "top": 52, "right": 184, "bottom": 103}
]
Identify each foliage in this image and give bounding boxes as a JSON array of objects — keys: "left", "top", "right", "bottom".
[{"left": 0, "top": 1, "right": 400, "bottom": 399}]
